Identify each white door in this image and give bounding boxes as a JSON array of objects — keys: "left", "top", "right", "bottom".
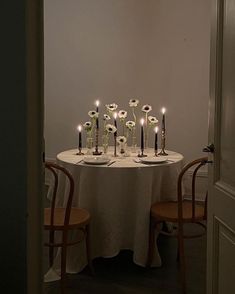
[{"left": 207, "top": 0, "right": 235, "bottom": 293}]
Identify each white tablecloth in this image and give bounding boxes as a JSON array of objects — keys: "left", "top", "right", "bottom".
[{"left": 45, "top": 148, "right": 183, "bottom": 281}]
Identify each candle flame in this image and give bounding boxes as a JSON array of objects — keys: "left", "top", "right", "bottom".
[
  {"left": 113, "top": 112, "right": 118, "bottom": 119},
  {"left": 95, "top": 100, "right": 100, "bottom": 107},
  {"left": 154, "top": 126, "right": 159, "bottom": 133},
  {"left": 77, "top": 125, "right": 82, "bottom": 132},
  {"left": 161, "top": 107, "right": 166, "bottom": 114},
  {"left": 140, "top": 118, "right": 145, "bottom": 125}
]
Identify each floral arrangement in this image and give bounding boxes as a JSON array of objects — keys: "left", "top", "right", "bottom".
[{"left": 82, "top": 99, "right": 160, "bottom": 154}]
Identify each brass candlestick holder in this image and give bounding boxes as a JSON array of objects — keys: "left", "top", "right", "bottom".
[
  {"left": 158, "top": 129, "right": 168, "bottom": 156},
  {"left": 93, "top": 127, "right": 102, "bottom": 155},
  {"left": 76, "top": 147, "right": 84, "bottom": 155},
  {"left": 138, "top": 149, "right": 147, "bottom": 157}
]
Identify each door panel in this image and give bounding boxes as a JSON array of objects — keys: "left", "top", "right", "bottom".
[
  {"left": 212, "top": 218, "right": 235, "bottom": 294},
  {"left": 207, "top": 0, "right": 235, "bottom": 293},
  {"left": 220, "top": 0, "right": 235, "bottom": 188}
]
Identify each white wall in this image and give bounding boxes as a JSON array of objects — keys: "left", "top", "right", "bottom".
[{"left": 44, "top": 0, "right": 210, "bottom": 165}]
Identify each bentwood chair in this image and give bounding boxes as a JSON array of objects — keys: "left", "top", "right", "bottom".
[
  {"left": 147, "top": 157, "right": 208, "bottom": 294},
  {"left": 44, "top": 162, "right": 93, "bottom": 294}
]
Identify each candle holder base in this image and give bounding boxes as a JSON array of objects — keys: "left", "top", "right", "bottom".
[
  {"left": 138, "top": 151, "right": 147, "bottom": 157},
  {"left": 76, "top": 151, "right": 84, "bottom": 155},
  {"left": 158, "top": 149, "right": 168, "bottom": 156},
  {"left": 93, "top": 150, "right": 102, "bottom": 155}
]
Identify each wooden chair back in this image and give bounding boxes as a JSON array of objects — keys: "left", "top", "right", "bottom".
[
  {"left": 177, "top": 157, "right": 208, "bottom": 222},
  {"left": 45, "top": 161, "right": 74, "bottom": 228}
]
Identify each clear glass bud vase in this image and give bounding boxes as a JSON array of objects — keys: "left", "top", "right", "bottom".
[
  {"left": 86, "top": 137, "right": 93, "bottom": 154},
  {"left": 131, "top": 135, "right": 137, "bottom": 153},
  {"left": 102, "top": 134, "right": 109, "bottom": 154}
]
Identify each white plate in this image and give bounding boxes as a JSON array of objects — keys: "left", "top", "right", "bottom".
[
  {"left": 83, "top": 156, "right": 110, "bottom": 165},
  {"left": 139, "top": 157, "right": 167, "bottom": 164}
]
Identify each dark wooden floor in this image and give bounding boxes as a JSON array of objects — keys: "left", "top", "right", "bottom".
[{"left": 44, "top": 224, "right": 206, "bottom": 294}]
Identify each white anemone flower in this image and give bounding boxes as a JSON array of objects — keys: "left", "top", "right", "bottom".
[
  {"left": 129, "top": 99, "right": 139, "bottom": 107},
  {"left": 105, "top": 124, "right": 117, "bottom": 134},
  {"left": 141, "top": 104, "right": 152, "bottom": 113},
  {"left": 88, "top": 110, "right": 98, "bottom": 118},
  {"left": 106, "top": 103, "right": 118, "bottom": 112},
  {"left": 118, "top": 110, "right": 127, "bottom": 119},
  {"left": 148, "top": 116, "right": 158, "bottom": 125},
  {"left": 126, "top": 120, "right": 135, "bottom": 130},
  {"left": 83, "top": 121, "right": 92, "bottom": 131},
  {"left": 116, "top": 136, "right": 127, "bottom": 144},
  {"left": 103, "top": 114, "right": 111, "bottom": 121}
]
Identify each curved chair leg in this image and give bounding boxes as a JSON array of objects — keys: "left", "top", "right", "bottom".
[
  {"left": 147, "top": 217, "right": 157, "bottom": 267},
  {"left": 61, "top": 231, "right": 68, "bottom": 294},
  {"left": 49, "top": 230, "right": 55, "bottom": 267},
  {"left": 178, "top": 223, "right": 186, "bottom": 294},
  {"left": 85, "top": 224, "right": 94, "bottom": 275}
]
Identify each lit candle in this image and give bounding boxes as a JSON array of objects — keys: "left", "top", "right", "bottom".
[
  {"left": 154, "top": 126, "right": 159, "bottom": 154},
  {"left": 161, "top": 107, "right": 166, "bottom": 131},
  {"left": 77, "top": 125, "right": 82, "bottom": 149},
  {"left": 113, "top": 112, "right": 118, "bottom": 156},
  {"left": 95, "top": 100, "right": 100, "bottom": 129},
  {"left": 140, "top": 118, "right": 144, "bottom": 151},
  {"left": 113, "top": 112, "right": 117, "bottom": 136}
]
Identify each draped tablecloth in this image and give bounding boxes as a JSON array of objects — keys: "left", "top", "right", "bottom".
[{"left": 45, "top": 149, "right": 183, "bottom": 281}]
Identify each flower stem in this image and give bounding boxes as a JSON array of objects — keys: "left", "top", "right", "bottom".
[
  {"left": 145, "top": 112, "right": 148, "bottom": 148},
  {"left": 132, "top": 107, "right": 136, "bottom": 123}
]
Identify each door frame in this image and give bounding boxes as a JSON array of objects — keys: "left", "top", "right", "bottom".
[{"left": 26, "top": 0, "right": 44, "bottom": 293}]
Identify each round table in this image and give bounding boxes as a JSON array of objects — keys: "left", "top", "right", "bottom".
[{"left": 45, "top": 148, "right": 183, "bottom": 282}]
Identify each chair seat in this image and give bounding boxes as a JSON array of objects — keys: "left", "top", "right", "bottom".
[
  {"left": 151, "top": 201, "right": 205, "bottom": 222},
  {"left": 44, "top": 207, "right": 90, "bottom": 230}
]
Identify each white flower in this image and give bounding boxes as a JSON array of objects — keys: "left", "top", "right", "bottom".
[
  {"left": 106, "top": 103, "right": 118, "bottom": 112},
  {"left": 118, "top": 110, "right": 127, "bottom": 119},
  {"left": 105, "top": 124, "right": 117, "bottom": 134},
  {"left": 88, "top": 110, "right": 98, "bottom": 118},
  {"left": 116, "top": 136, "right": 127, "bottom": 144},
  {"left": 141, "top": 104, "right": 152, "bottom": 113},
  {"left": 103, "top": 114, "right": 111, "bottom": 121},
  {"left": 126, "top": 120, "right": 135, "bottom": 130},
  {"left": 129, "top": 99, "right": 139, "bottom": 107},
  {"left": 83, "top": 121, "right": 92, "bottom": 131},
  {"left": 148, "top": 116, "right": 158, "bottom": 125}
]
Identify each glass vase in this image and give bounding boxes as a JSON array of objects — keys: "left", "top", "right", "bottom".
[
  {"left": 118, "top": 142, "right": 127, "bottom": 157},
  {"left": 86, "top": 137, "right": 93, "bottom": 154},
  {"left": 102, "top": 134, "right": 109, "bottom": 154},
  {"left": 131, "top": 135, "right": 137, "bottom": 153}
]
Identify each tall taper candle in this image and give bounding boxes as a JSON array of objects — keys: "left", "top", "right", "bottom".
[
  {"left": 95, "top": 100, "right": 100, "bottom": 129},
  {"left": 161, "top": 107, "right": 166, "bottom": 131},
  {"left": 113, "top": 112, "right": 118, "bottom": 156},
  {"left": 154, "top": 126, "right": 159, "bottom": 155},
  {"left": 140, "top": 118, "right": 144, "bottom": 150},
  {"left": 113, "top": 112, "right": 117, "bottom": 136},
  {"left": 77, "top": 125, "right": 82, "bottom": 149}
]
